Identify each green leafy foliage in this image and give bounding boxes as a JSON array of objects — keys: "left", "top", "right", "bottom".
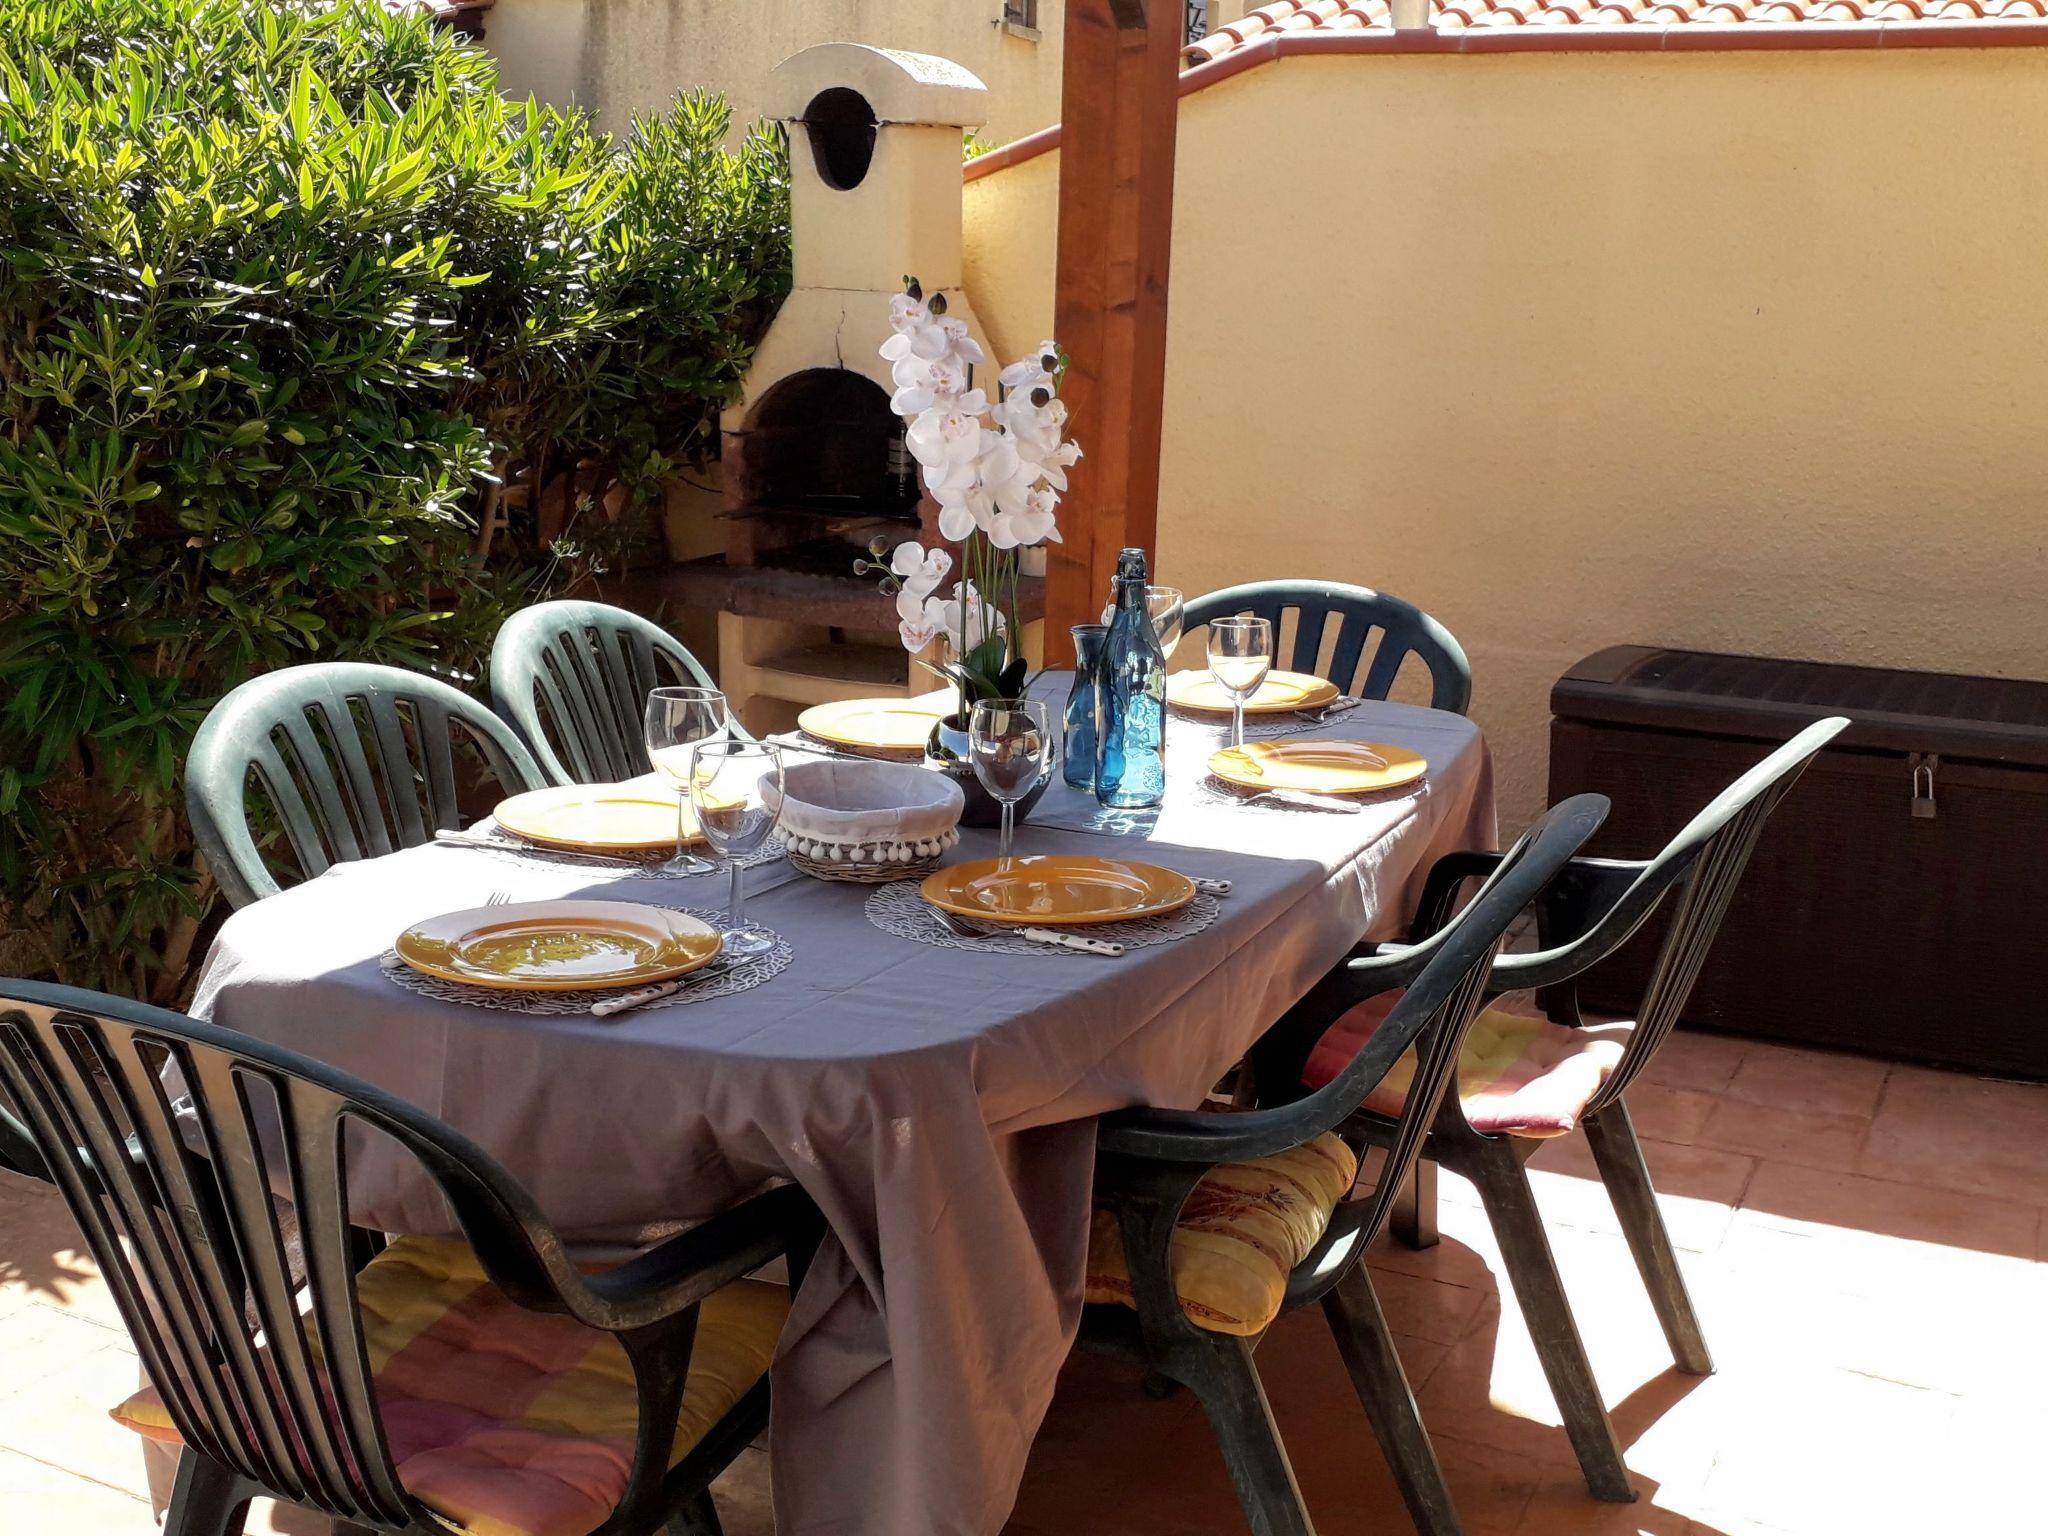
[{"left": 0, "top": 0, "right": 790, "bottom": 995}]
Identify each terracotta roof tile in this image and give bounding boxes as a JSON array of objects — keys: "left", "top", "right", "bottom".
[{"left": 1185, "top": 0, "right": 2048, "bottom": 59}]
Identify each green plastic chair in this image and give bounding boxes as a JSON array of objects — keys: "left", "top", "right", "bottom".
[
  {"left": 1182, "top": 579, "right": 1473, "bottom": 714},
  {"left": 1075, "top": 794, "right": 1609, "bottom": 1536},
  {"left": 0, "top": 978, "right": 819, "bottom": 1536},
  {"left": 490, "top": 600, "right": 733, "bottom": 787},
  {"left": 1255, "top": 716, "right": 1849, "bottom": 1506},
  {"left": 186, "top": 662, "right": 543, "bottom": 910}
]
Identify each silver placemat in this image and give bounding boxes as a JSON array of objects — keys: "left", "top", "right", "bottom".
[
  {"left": 378, "top": 905, "right": 790, "bottom": 1014},
  {"left": 864, "top": 880, "right": 1222, "bottom": 956},
  {"left": 453, "top": 827, "right": 787, "bottom": 880}
]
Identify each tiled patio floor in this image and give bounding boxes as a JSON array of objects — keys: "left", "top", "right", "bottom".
[{"left": 3, "top": 1031, "right": 2042, "bottom": 1535}]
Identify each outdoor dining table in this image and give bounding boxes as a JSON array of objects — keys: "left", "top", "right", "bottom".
[{"left": 188, "top": 680, "right": 1495, "bottom": 1536}]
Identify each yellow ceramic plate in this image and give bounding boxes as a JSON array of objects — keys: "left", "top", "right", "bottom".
[
  {"left": 1207, "top": 740, "right": 1428, "bottom": 796},
  {"left": 797, "top": 693, "right": 951, "bottom": 753},
  {"left": 396, "top": 900, "right": 722, "bottom": 992},
  {"left": 921, "top": 855, "right": 1197, "bottom": 927},
  {"left": 1167, "top": 669, "right": 1341, "bottom": 716},
  {"left": 494, "top": 784, "right": 697, "bottom": 854}
]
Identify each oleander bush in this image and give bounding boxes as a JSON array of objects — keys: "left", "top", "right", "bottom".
[{"left": 0, "top": 0, "right": 789, "bottom": 995}]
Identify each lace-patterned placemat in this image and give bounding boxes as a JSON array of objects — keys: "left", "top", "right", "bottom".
[
  {"left": 1165, "top": 704, "right": 1351, "bottom": 744},
  {"left": 378, "top": 905, "right": 790, "bottom": 1015},
  {"left": 450, "top": 827, "right": 786, "bottom": 881},
  {"left": 864, "top": 880, "right": 1222, "bottom": 956}
]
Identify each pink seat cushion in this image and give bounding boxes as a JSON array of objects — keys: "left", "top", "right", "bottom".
[{"left": 1303, "top": 991, "right": 1631, "bottom": 1138}]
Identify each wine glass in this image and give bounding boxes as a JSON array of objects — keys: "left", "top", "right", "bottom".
[
  {"left": 1101, "top": 585, "right": 1186, "bottom": 652},
  {"left": 643, "top": 686, "right": 726, "bottom": 875},
  {"left": 687, "top": 740, "right": 784, "bottom": 958},
  {"left": 1206, "top": 616, "right": 1273, "bottom": 751},
  {"left": 968, "top": 699, "right": 1054, "bottom": 862}
]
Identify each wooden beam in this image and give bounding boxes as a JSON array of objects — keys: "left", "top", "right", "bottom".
[{"left": 1046, "top": 0, "right": 1181, "bottom": 664}]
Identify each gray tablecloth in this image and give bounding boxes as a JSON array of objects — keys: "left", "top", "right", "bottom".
[{"left": 190, "top": 692, "right": 1494, "bottom": 1536}]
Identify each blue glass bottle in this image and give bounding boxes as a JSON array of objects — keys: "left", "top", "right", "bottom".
[
  {"left": 1064, "top": 624, "right": 1108, "bottom": 791},
  {"left": 1095, "top": 548, "right": 1168, "bottom": 808}
]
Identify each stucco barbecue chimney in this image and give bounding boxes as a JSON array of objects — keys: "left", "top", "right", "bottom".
[{"left": 687, "top": 44, "right": 1033, "bottom": 729}]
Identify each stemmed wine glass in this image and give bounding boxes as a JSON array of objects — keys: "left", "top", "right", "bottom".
[
  {"left": 643, "top": 686, "right": 726, "bottom": 875},
  {"left": 1101, "top": 584, "right": 1186, "bottom": 653},
  {"left": 968, "top": 699, "right": 1055, "bottom": 863},
  {"left": 687, "top": 740, "right": 784, "bottom": 958},
  {"left": 1207, "top": 616, "right": 1273, "bottom": 751}
]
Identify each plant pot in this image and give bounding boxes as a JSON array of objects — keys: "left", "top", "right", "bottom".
[{"left": 924, "top": 714, "right": 1053, "bottom": 829}]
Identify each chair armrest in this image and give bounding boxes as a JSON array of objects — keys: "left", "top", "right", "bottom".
[
  {"left": 1411, "top": 849, "right": 1507, "bottom": 940},
  {"left": 561, "top": 1184, "right": 821, "bottom": 1333},
  {"left": 1490, "top": 855, "right": 1656, "bottom": 990},
  {"left": 1100, "top": 1004, "right": 1422, "bottom": 1168}
]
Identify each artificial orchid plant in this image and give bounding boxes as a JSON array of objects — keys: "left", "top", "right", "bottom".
[{"left": 859, "top": 277, "right": 1080, "bottom": 713}]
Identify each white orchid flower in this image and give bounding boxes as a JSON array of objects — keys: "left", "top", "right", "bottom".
[
  {"left": 889, "top": 353, "right": 972, "bottom": 417},
  {"left": 889, "top": 541, "right": 953, "bottom": 600},
  {"left": 939, "top": 317, "right": 986, "bottom": 367},
  {"left": 884, "top": 293, "right": 951, "bottom": 362},
  {"left": 888, "top": 292, "right": 930, "bottom": 332},
  {"left": 898, "top": 592, "right": 946, "bottom": 652},
  {"left": 906, "top": 405, "right": 985, "bottom": 473},
  {"left": 1014, "top": 486, "right": 1062, "bottom": 546},
  {"left": 941, "top": 580, "right": 1004, "bottom": 649},
  {"left": 1012, "top": 434, "right": 1080, "bottom": 492}
]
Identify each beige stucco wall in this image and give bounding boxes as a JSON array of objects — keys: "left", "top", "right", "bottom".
[
  {"left": 962, "top": 45, "right": 2048, "bottom": 829},
  {"left": 483, "top": 0, "right": 1064, "bottom": 145}
]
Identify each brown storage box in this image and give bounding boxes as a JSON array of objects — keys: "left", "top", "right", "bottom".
[{"left": 1548, "top": 646, "right": 2048, "bottom": 1079}]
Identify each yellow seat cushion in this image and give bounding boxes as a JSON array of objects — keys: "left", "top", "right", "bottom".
[
  {"left": 110, "top": 1235, "right": 789, "bottom": 1536},
  {"left": 1304, "top": 993, "right": 1631, "bottom": 1138},
  {"left": 1085, "top": 1134, "right": 1359, "bottom": 1337}
]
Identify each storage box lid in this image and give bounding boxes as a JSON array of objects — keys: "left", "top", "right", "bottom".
[{"left": 1553, "top": 646, "right": 2048, "bottom": 766}]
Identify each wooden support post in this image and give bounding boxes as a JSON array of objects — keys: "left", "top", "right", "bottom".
[{"left": 1046, "top": 0, "right": 1181, "bottom": 665}]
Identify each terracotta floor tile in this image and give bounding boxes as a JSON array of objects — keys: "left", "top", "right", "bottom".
[
  {"left": 1523, "top": 1135, "right": 1756, "bottom": 1254},
  {"left": 1735, "top": 1158, "right": 2038, "bottom": 1261},
  {"left": 0, "top": 1339, "right": 156, "bottom": 1497},
  {"left": 0, "top": 1447, "right": 157, "bottom": 1536},
  {"left": 1856, "top": 1063, "right": 2048, "bottom": 1206},
  {"left": 1641, "top": 1031, "right": 1747, "bottom": 1094},
  {"left": 1701, "top": 1220, "right": 2043, "bottom": 1397},
  {"left": 1368, "top": 1228, "right": 1499, "bottom": 1302},
  {"left": 1695, "top": 1365, "right": 1955, "bottom": 1535},
  {"left": 1692, "top": 1098, "right": 1870, "bottom": 1175},
  {"left": 1513, "top": 1478, "right": 1694, "bottom": 1534},
  {"left": 0, "top": 1172, "right": 126, "bottom": 1330},
  {"left": 1620, "top": 1084, "right": 1720, "bottom": 1144},
  {"left": 1722, "top": 1042, "right": 1890, "bottom": 1119},
  {"left": 0, "top": 1303, "right": 136, "bottom": 1403},
  {"left": 1364, "top": 1265, "right": 1489, "bottom": 1345}
]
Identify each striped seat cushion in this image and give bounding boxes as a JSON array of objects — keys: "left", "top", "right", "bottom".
[
  {"left": 110, "top": 1235, "right": 788, "bottom": 1536},
  {"left": 1303, "top": 992, "right": 1631, "bottom": 1138},
  {"left": 1085, "top": 1134, "right": 1359, "bottom": 1337}
]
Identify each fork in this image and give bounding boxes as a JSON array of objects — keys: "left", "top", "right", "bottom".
[
  {"left": 930, "top": 907, "right": 1124, "bottom": 956},
  {"left": 484, "top": 891, "right": 513, "bottom": 907}
]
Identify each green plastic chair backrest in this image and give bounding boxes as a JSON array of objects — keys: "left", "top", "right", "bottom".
[
  {"left": 1182, "top": 579, "right": 1473, "bottom": 714},
  {"left": 185, "top": 662, "right": 542, "bottom": 910},
  {"left": 489, "top": 600, "right": 726, "bottom": 786},
  {"left": 0, "top": 978, "right": 801, "bottom": 1535},
  {"left": 1501, "top": 716, "right": 1849, "bottom": 1113}
]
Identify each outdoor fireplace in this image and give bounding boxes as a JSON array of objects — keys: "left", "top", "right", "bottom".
[{"left": 656, "top": 43, "right": 1042, "bottom": 731}]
